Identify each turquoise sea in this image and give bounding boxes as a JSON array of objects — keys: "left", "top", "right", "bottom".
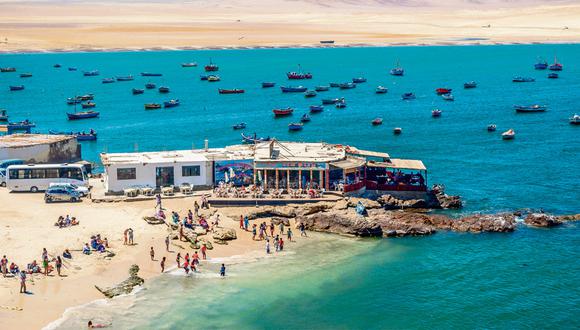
[{"left": 1, "top": 45, "right": 579, "bottom": 329}]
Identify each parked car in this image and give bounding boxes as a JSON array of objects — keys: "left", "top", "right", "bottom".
[
  {"left": 45, "top": 187, "right": 81, "bottom": 203},
  {"left": 49, "top": 182, "right": 90, "bottom": 197},
  {"left": 0, "top": 169, "right": 7, "bottom": 187}
]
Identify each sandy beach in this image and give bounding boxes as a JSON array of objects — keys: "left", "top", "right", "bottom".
[
  {"left": 0, "top": 188, "right": 287, "bottom": 329},
  {"left": 0, "top": 0, "right": 579, "bottom": 53}
]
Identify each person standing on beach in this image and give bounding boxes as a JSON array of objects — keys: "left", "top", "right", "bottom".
[
  {"left": 299, "top": 223, "right": 307, "bottom": 237},
  {"left": 155, "top": 193, "right": 162, "bottom": 210},
  {"left": 279, "top": 222, "right": 285, "bottom": 235},
  {"left": 55, "top": 256, "right": 63, "bottom": 276},
  {"left": 192, "top": 251, "right": 199, "bottom": 268},
  {"left": 220, "top": 264, "right": 226, "bottom": 277},
  {"left": 150, "top": 247, "right": 155, "bottom": 261},
  {"left": 266, "top": 239, "right": 271, "bottom": 254},
  {"left": 176, "top": 252, "right": 182, "bottom": 267},
  {"left": 194, "top": 200, "right": 199, "bottom": 216},
  {"left": 179, "top": 224, "right": 184, "bottom": 241},
  {"left": 165, "top": 235, "right": 170, "bottom": 252},
  {"left": 1, "top": 255, "right": 7, "bottom": 277},
  {"left": 123, "top": 229, "right": 128, "bottom": 245},
  {"left": 279, "top": 237, "right": 284, "bottom": 251},
  {"left": 239, "top": 215, "right": 244, "bottom": 229},
  {"left": 287, "top": 228, "right": 293, "bottom": 242},
  {"left": 128, "top": 228, "right": 134, "bottom": 245},
  {"left": 42, "top": 256, "right": 49, "bottom": 276},
  {"left": 269, "top": 223, "right": 275, "bottom": 237},
  {"left": 160, "top": 257, "right": 166, "bottom": 273},
  {"left": 19, "top": 270, "right": 27, "bottom": 293},
  {"left": 252, "top": 224, "right": 257, "bottom": 240},
  {"left": 244, "top": 216, "right": 249, "bottom": 231},
  {"left": 201, "top": 244, "right": 207, "bottom": 260}
]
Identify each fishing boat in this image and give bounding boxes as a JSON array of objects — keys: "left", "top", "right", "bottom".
[
  {"left": 432, "top": 109, "right": 442, "bottom": 117},
  {"left": 8, "top": 120, "right": 35, "bottom": 130},
  {"left": 281, "top": 86, "right": 307, "bottom": 93},
  {"left": 132, "top": 88, "right": 145, "bottom": 95},
  {"left": 371, "top": 118, "right": 383, "bottom": 126},
  {"left": 375, "top": 86, "right": 388, "bottom": 94},
  {"left": 352, "top": 77, "right": 367, "bottom": 83},
  {"left": 67, "top": 111, "right": 99, "bottom": 120},
  {"left": 163, "top": 99, "right": 180, "bottom": 108},
  {"left": 19, "top": 73, "right": 32, "bottom": 78},
  {"left": 320, "top": 40, "right": 335, "bottom": 44},
  {"left": 315, "top": 86, "right": 330, "bottom": 92},
  {"left": 534, "top": 58, "right": 548, "bottom": 70},
  {"left": 300, "top": 114, "right": 311, "bottom": 122},
  {"left": 140, "top": 72, "right": 163, "bottom": 77},
  {"left": 0, "top": 67, "right": 16, "bottom": 72},
  {"left": 241, "top": 133, "right": 271, "bottom": 144},
  {"left": 145, "top": 83, "right": 156, "bottom": 89},
  {"left": 199, "top": 75, "right": 209, "bottom": 81},
  {"left": 304, "top": 90, "right": 317, "bottom": 98},
  {"left": 435, "top": 88, "right": 452, "bottom": 95},
  {"left": 441, "top": 93, "right": 454, "bottom": 101},
  {"left": 287, "top": 65, "right": 312, "bottom": 79},
  {"left": 309, "top": 105, "right": 324, "bottom": 113},
  {"left": 116, "top": 75, "right": 134, "bottom": 81},
  {"left": 49, "top": 129, "right": 97, "bottom": 141},
  {"left": 144, "top": 103, "right": 161, "bottom": 110},
  {"left": 502, "top": 129, "right": 515, "bottom": 140},
  {"left": 102, "top": 78, "right": 115, "bottom": 84},
  {"left": 390, "top": 61, "right": 404, "bottom": 76},
  {"left": 218, "top": 89, "right": 245, "bottom": 94},
  {"left": 9, "top": 85, "right": 24, "bottom": 91},
  {"left": 322, "top": 98, "right": 343, "bottom": 105},
  {"left": 464, "top": 81, "right": 477, "bottom": 89},
  {"left": 401, "top": 92, "right": 415, "bottom": 100},
  {"left": 487, "top": 124, "right": 497, "bottom": 132},
  {"left": 0, "top": 110, "right": 8, "bottom": 122},
  {"left": 79, "top": 94, "right": 94, "bottom": 101},
  {"left": 66, "top": 98, "right": 81, "bottom": 105},
  {"left": 232, "top": 122, "right": 246, "bottom": 130},
  {"left": 569, "top": 114, "right": 580, "bottom": 125},
  {"left": 335, "top": 101, "right": 347, "bottom": 108},
  {"left": 273, "top": 107, "right": 294, "bottom": 116},
  {"left": 83, "top": 70, "right": 99, "bottom": 76},
  {"left": 207, "top": 75, "right": 220, "bottom": 82},
  {"left": 81, "top": 102, "right": 96, "bottom": 109},
  {"left": 288, "top": 122, "right": 304, "bottom": 131},
  {"left": 262, "top": 82, "right": 275, "bottom": 88},
  {"left": 204, "top": 59, "right": 219, "bottom": 72},
  {"left": 181, "top": 62, "right": 198, "bottom": 67},
  {"left": 549, "top": 56, "right": 563, "bottom": 71},
  {"left": 158, "top": 86, "right": 170, "bottom": 93},
  {"left": 548, "top": 73, "right": 559, "bottom": 79},
  {"left": 393, "top": 127, "right": 402, "bottom": 135},
  {"left": 68, "top": 67, "right": 77, "bottom": 71},
  {"left": 513, "top": 76, "right": 535, "bottom": 83},
  {"left": 329, "top": 82, "right": 340, "bottom": 88},
  {"left": 339, "top": 82, "right": 356, "bottom": 89},
  {"left": 514, "top": 104, "right": 547, "bottom": 113},
  {"left": 53, "top": 64, "right": 61, "bottom": 68}
]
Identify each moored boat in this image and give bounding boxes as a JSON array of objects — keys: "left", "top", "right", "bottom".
[
  {"left": 67, "top": 111, "right": 99, "bottom": 120},
  {"left": 549, "top": 56, "right": 563, "bottom": 71},
  {"left": 432, "top": 109, "right": 442, "bottom": 117},
  {"left": 7, "top": 120, "right": 35, "bottom": 130},
  {"left": 181, "top": 62, "right": 198, "bottom": 67},
  {"left": 513, "top": 76, "right": 535, "bottom": 83},
  {"left": 158, "top": 86, "right": 170, "bottom": 93},
  {"left": 1, "top": 67, "right": 16, "bottom": 72},
  {"left": 441, "top": 93, "right": 454, "bottom": 101},
  {"left": 144, "top": 103, "right": 162, "bottom": 110},
  {"left": 487, "top": 124, "right": 497, "bottom": 132},
  {"left": 322, "top": 98, "right": 343, "bottom": 105},
  {"left": 300, "top": 114, "right": 311, "bottom": 122},
  {"left": 102, "top": 78, "right": 115, "bottom": 84},
  {"left": 304, "top": 90, "right": 317, "bottom": 98},
  {"left": 241, "top": 133, "right": 271, "bottom": 144},
  {"left": 163, "top": 99, "right": 180, "bottom": 108},
  {"left": 116, "top": 75, "right": 134, "bottom": 81},
  {"left": 81, "top": 102, "right": 96, "bottom": 109},
  {"left": 0, "top": 110, "right": 8, "bottom": 122},
  {"left": 19, "top": 73, "right": 32, "bottom": 78},
  {"left": 140, "top": 72, "right": 163, "bottom": 77},
  {"left": 79, "top": 94, "right": 94, "bottom": 101},
  {"left": 262, "top": 82, "right": 275, "bottom": 88},
  {"left": 371, "top": 118, "right": 383, "bottom": 125},
  {"left": 502, "top": 129, "right": 515, "bottom": 140},
  {"left": 514, "top": 104, "right": 547, "bottom": 113},
  {"left": 68, "top": 67, "right": 77, "bottom": 71},
  {"left": 204, "top": 59, "right": 219, "bottom": 72},
  {"left": 281, "top": 86, "right": 307, "bottom": 93},
  {"left": 145, "top": 83, "right": 156, "bottom": 89},
  {"left": 9, "top": 85, "right": 24, "bottom": 91},
  {"left": 315, "top": 86, "right": 330, "bottom": 92},
  {"left": 83, "top": 70, "right": 99, "bottom": 76},
  {"left": 53, "top": 64, "right": 61, "bottom": 68},
  {"left": 200, "top": 75, "right": 209, "bottom": 81},
  {"left": 273, "top": 107, "right": 294, "bottom": 116},
  {"left": 464, "top": 81, "right": 477, "bottom": 89},
  {"left": 375, "top": 86, "right": 388, "bottom": 94},
  {"left": 339, "top": 82, "right": 356, "bottom": 89},
  {"left": 287, "top": 65, "right": 312, "bottom": 79},
  {"left": 534, "top": 58, "right": 548, "bottom": 70},
  {"left": 309, "top": 105, "right": 324, "bottom": 113},
  {"left": 569, "top": 114, "right": 580, "bottom": 125},
  {"left": 435, "top": 88, "right": 452, "bottom": 95},
  {"left": 207, "top": 75, "right": 220, "bottom": 82},
  {"left": 393, "top": 127, "right": 402, "bottom": 135},
  {"left": 132, "top": 88, "right": 145, "bottom": 95},
  {"left": 49, "top": 129, "right": 97, "bottom": 141},
  {"left": 288, "top": 122, "right": 304, "bottom": 131},
  {"left": 329, "top": 82, "right": 340, "bottom": 88},
  {"left": 352, "top": 77, "right": 367, "bottom": 83},
  {"left": 218, "top": 89, "right": 245, "bottom": 94},
  {"left": 390, "top": 61, "right": 404, "bottom": 76},
  {"left": 401, "top": 92, "right": 415, "bottom": 100},
  {"left": 548, "top": 73, "right": 559, "bottom": 79},
  {"left": 232, "top": 122, "right": 246, "bottom": 130},
  {"left": 335, "top": 101, "right": 347, "bottom": 108}
]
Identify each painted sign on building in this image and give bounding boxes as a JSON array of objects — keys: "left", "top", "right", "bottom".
[{"left": 214, "top": 159, "right": 254, "bottom": 186}]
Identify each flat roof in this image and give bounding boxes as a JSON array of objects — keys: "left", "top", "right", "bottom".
[
  {"left": 101, "top": 150, "right": 208, "bottom": 166},
  {"left": 345, "top": 146, "right": 390, "bottom": 159},
  {"left": 254, "top": 140, "right": 345, "bottom": 163},
  {"left": 330, "top": 156, "right": 366, "bottom": 169},
  {"left": 0, "top": 134, "right": 75, "bottom": 148},
  {"left": 368, "top": 159, "right": 427, "bottom": 171}
]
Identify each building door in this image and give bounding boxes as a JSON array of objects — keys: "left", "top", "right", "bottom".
[{"left": 156, "top": 167, "right": 174, "bottom": 187}]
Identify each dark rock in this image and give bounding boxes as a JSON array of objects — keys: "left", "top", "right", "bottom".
[
  {"left": 557, "top": 214, "right": 580, "bottom": 222},
  {"left": 95, "top": 265, "right": 144, "bottom": 298},
  {"left": 524, "top": 213, "right": 562, "bottom": 227},
  {"left": 296, "top": 210, "right": 383, "bottom": 237}
]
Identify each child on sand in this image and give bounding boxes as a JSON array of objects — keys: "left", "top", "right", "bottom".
[
  {"left": 220, "top": 264, "right": 226, "bottom": 277},
  {"left": 19, "top": 270, "right": 27, "bottom": 293},
  {"left": 244, "top": 216, "right": 249, "bottom": 231},
  {"left": 287, "top": 228, "right": 293, "bottom": 241},
  {"left": 150, "top": 247, "right": 155, "bottom": 261},
  {"left": 252, "top": 224, "right": 257, "bottom": 240},
  {"left": 201, "top": 244, "right": 207, "bottom": 260},
  {"left": 165, "top": 235, "right": 170, "bottom": 251},
  {"left": 55, "top": 256, "right": 62, "bottom": 276},
  {"left": 160, "top": 257, "right": 166, "bottom": 273},
  {"left": 176, "top": 253, "right": 181, "bottom": 268}
]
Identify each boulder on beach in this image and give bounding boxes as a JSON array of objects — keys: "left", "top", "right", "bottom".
[
  {"left": 524, "top": 213, "right": 562, "bottom": 227},
  {"left": 296, "top": 210, "right": 383, "bottom": 237},
  {"left": 95, "top": 264, "right": 144, "bottom": 298},
  {"left": 212, "top": 227, "right": 237, "bottom": 241},
  {"left": 143, "top": 216, "right": 166, "bottom": 225},
  {"left": 271, "top": 217, "right": 291, "bottom": 226}
]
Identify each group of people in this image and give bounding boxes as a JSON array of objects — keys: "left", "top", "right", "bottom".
[
  {"left": 55, "top": 215, "right": 80, "bottom": 228},
  {"left": 214, "top": 182, "right": 325, "bottom": 200},
  {"left": 84, "top": 234, "right": 109, "bottom": 254}
]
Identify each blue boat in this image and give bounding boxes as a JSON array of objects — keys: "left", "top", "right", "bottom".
[
  {"left": 352, "top": 77, "right": 366, "bottom": 83},
  {"left": 513, "top": 76, "right": 535, "bottom": 82},
  {"left": 464, "top": 81, "right": 477, "bottom": 89},
  {"left": 49, "top": 129, "right": 97, "bottom": 141},
  {"left": 281, "top": 86, "right": 307, "bottom": 93},
  {"left": 102, "top": 78, "right": 115, "bottom": 84},
  {"left": 7, "top": 120, "right": 35, "bottom": 130},
  {"left": 329, "top": 82, "right": 340, "bottom": 88},
  {"left": 200, "top": 75, "right": 209, "bottom": 81},
  {"left": 9, "top": 85, "right": 24, "bottom": 91},
  {"left": 375, "top": 86, "right": 388, "bottom": 94},
  {"left": 141, "top": 72, "right": 163, "bottom": 77},
  {"left": 163, "top": 99, "right": 180, "bottom": 108},
  {"left": 19, "top": 73, "right": 32, "bottom": 78},
  {"left": 67, "top": 111, "right": 100, "bottom": 120},
  {"left": 83, "top": 70, "right": 99, "bottom": 76},
  {"left": 315, "top": 86, "right": 330, "bottom": 92},
  {"left": 300, "top": 114, "right": 311, "bottom": 122},
  {"left": 262, "top": 82, "right": 275, "bottom": 88},
  {"left": 402, "top": 92, "right": 416, "bottom": 100},
  {"left": 335, "top": 101, "right": 347, "bottom": 108},
  {"left": 232, "top": 122, "right": 246, "bottom": 130},
  {"left": 68, "top": 67, "right": 78, "bottom": 71},
  {"left": 53, "top": 64, "right": 61, "bottom": 68},
  {"left": 145, "top": 83, "right": 156, "bottom": 89},
  {"left": 339, "top": 82, "right": 356, "bottom": 89},
  {"left": 132, "top": 88, "right": 145, "bottom": 95},
  {"left": 309, "top": 105, "right": 324, "bottom": 113},
  {"left": 159, "top": 86, "right": 170, "bottom": 93},
  {"left": 390, "top": 61, "right": 404, "bottom": 76},
  {"left": 116, "top": 75, "right": 134, "bottom": 81},
  {"left": 304, "top": 90, "right": 317, "bottom": 97},
  {"left": 548, "top": 73, "right": 559, "bottom": 79},
  {"left": 241, "top": 132, "right": 271, "bottom": 144},
  {"left": 0, "top": 110, "right": 8, "bottom": 122},
  {"left": 288, "top": 122, "right": 304, "bottom": 131},
  {"left": 322, "top": 98, "right": 344, "bottom": 105},
  {"left": 534, "top": 58, "right": 548, "bottom": 70}
]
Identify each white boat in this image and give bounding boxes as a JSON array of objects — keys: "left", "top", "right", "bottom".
[
  {"left": 393, "top": 127, "right": 402, "bottom": 135},
  {"left": 487, "top": 124, "right": 497, "bottom": 132},
  {"left": 514, "top": 104, "right": 547, "bottom": 113},
  {"left": 570, "top": 114, "right": 580, "bottom": 125},
  {"left": 502, "top": 129, "right": 515, "bottom": 140},
  {"left": 441, "top": 93, "right": 454, "bottom": 101},
  {"left": 375, "top": 86, "right": 388, "bottom": 94}
]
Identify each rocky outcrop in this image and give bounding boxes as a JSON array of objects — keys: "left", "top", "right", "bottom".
[
  {"left": 557, "top": 214, "right": 580, "bottom": 222},
  {"left": 296, "top": 210, "right": 383, "bottom": 237},
  {"left": 143, "top": 216, "right": 166, "bottom": 225},
  {"left": 95, "top": 265, "right": 144, "bottom": 298},
  {"left": 524, "top": 213, "right": 562, "bottom": 227},
  {"left": 212, "top": 227, "right": 237, "bottom": 241},
  {"left": 432, "top": 213, "right": 516, "bottom": 233},
  {"left": 378, "top": 195, "right": 430, "bottom": 210},
  {"left": 271, "top": 217, "right": 291, "bottom": 226}
]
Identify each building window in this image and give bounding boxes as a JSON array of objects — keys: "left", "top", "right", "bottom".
[
  {"left": 117, "top": 168, "right": 136, "bottom": 180},
  {"left": 182, "top": 165, "right": 200, "bottom": 177}
]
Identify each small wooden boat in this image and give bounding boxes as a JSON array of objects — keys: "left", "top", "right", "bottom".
[
  {"left": 219, "top": 89, "right": 245, "bottom": 94},
  {"left": 304, "top": 90, "right": 317, "bottom": 98},
  {"left": 441, "top": 93, "right": 454, "bottom": 101},
  {"left": 204, "top": 59, "right": 219, "bottom": 72},
  {"left": 300, "top": 114, "right": 311, "bottom": 122},
  {"left": 432, "top": 109, "right": 442, "bottom": 117},
  {"left": 83, "top": 70, "right": 99, "bottom": 76},
  {"left": 163, "top": 99, "right": 180, "bottom": 108},
  {"left": 339, "top": 82, "right": 356, "bottom": 89},
  {"left": 67, "top": 111, "right": 99, "bottom": 120},
  {"left": 144, "top": 103, "right": 162, "bottom": 110},
  {"left": 102, "top": 78, "right": 115, "bottom": 84},
  {"left": 464, "top": 81, "right": 477, "bottom": 89},
  {"left": 79, "top": 94, "right": 94, "bottom": 101},
  {"left": 335, "top": 101, "right": 347, "bottom": 108},
  {"left": 241, "top": 133, "right": 271, "bottom": 144},
  {"left": 181, "top": 62, "right": 198, "bottom": 67},
  {"left": 513, "top": 76, "right": 535, "bottom": 83},
  {"left": 68, "top": 67, "right": 77, "bottom": 71},
  {"left": 549, "top": 56, "right": 563, "bottom": 71},
  {"left": 281, "top": 86, "right": 307, "bottom": 93},
  {"left": 514, "top": 104, "right": 546, "bottom": 113},
  {"left": 320, "top": 40, "right": 335, "bottom": 44},
  {"left": 329, "top": 82, "right": 340, "bottom": 88},
  {"left": 487, "top": 124, "right": 497, "bottom": 132},
  {"left": 401, "top": 92, "right": 415, "bottom": 100},
  {"left": 288, "top": 122, "right": 304, "bottom": 131},
  {"left": 49, "top": 130, "right": 97, "bottom": 141},
  {"left": 0, "top": 67, "right": 16, "bottom": 72},
  {"left": 116, "top": 75, "right": 134, "bottom": 81},
  {"left": 287, "top": 65, "right": 312, "bottom": 79},
  {"left": 435, "top": 88, "right": 452, "bottom": 95},
  {"left": 390, "top": 61, "right": 404, "bottom": 76},
  {"left": 372, "top": 118, "right": 383, "bottom": 126},
  {"left": 262, "top": 82, "right": 275, "bottom": 88},
  {"left": 207, "top": 75, "right": 220, "bottom": 82},
  {"left": 534, "top": 58, "right": 548, "bottom": 70},
  {"left": 53, "top": 64, "right": 61, "bottom": 68},
  {"left": 322, "top": 98, "right": 343, "bottom": 105},
  {"left": 67, "top": 98, "right": 81, "bottom": 105},
  {"left": 232, "top": 122, "right": 246, "bottom": 130},
  {"left": 569, "top": 114, "right": 580, "bottom": 125},
  {"left": 19, "top": 73, "right": 32, "bottom": 78},
  {"left": 7, "top": 120, "right": 35, "bottom": 130},
  {"left": 309, "top": 105, "right": 324, "bottom": 113},
  {"left": 158, "top": 86, "right": 170, "bottom": 93},
  {"left": 315, "top": 86, "right": 330, "bottom": 92},
  {"left": 140, "top": 72, "right": 163, "bottom": 77},
  {"left": 81, "top": 102, "right": 96, "bottom": 109},
  {"left": 548, "top": 73, "right": 559, "bottom": 79},
  {"left": 145, "top": 83, "right": 156, "bottom": 89},
  {"left": 0, "top": 110, "right": 8, "bottom": 122},
  {"left": 375, "top": 86, "right": 388, "bottom": 94},
  {"left": 393, "top": 127, "right": 402, "bottom": 135},
  {"left": 502, "top": 129, "right": 515, "bottom": 140},
  {"left": 352, "top": 77, "right": 367, "bottom": 83},
  {"left": 9, "top": 85, "right": 24, "bottom": 91},
  {"left": 273, "top": 107, "right": 294, "bottom": 116},
  {"left": 132, "top": 88, "right": 145, "bottom": 95}
]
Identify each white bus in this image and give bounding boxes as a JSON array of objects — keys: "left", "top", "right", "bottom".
[{"left": 6, "top": 163, "right": 88, "bottom": 192}]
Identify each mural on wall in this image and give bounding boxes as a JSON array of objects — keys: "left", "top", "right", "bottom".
[{"left": 214, "top": 160, "right": 254, "bottom": 186}]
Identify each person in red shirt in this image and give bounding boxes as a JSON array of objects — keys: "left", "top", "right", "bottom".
[{"left": 201, "top": 244, "right": 207, "bottom": 260}]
